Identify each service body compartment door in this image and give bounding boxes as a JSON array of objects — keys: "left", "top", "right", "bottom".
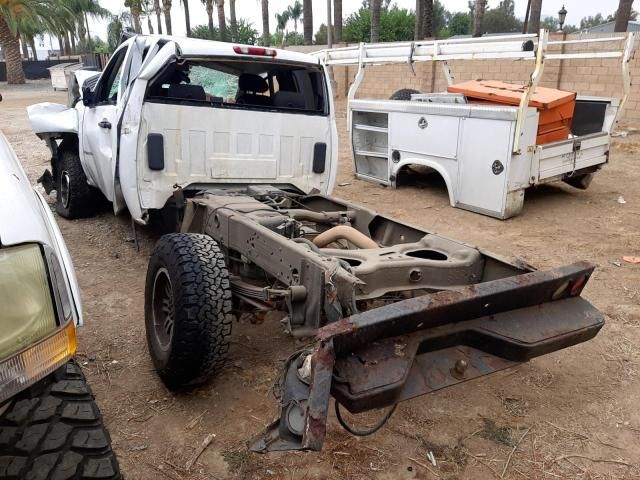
[
  {"left": 388, "top": 112, "right": 460, "bottom": 160},
  {"left": 456, "top": 117, "right": 514, "bottom": 217}
]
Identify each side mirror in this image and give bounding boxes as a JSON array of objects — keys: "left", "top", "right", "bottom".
[{"left": 82, "top": 85, "right": 95, "bottom": 107}]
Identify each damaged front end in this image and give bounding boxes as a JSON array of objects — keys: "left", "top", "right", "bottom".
[{"left": 251, "top": 262, "right": 603, "bottom": 452}]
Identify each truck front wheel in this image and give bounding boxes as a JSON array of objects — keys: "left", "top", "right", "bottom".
[
  {"left": 56, "top": 147, "right": 95, "bottom": 219},
  {"left": 145, "top": 233, "right": 233, "bottom": 390},
  {"left": 0, "top": 361, "right": 122, "bottom": 479}
]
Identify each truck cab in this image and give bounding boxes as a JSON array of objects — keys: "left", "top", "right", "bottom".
[{"left": 28, "top": 36, "right": 338, "bottom": 224}]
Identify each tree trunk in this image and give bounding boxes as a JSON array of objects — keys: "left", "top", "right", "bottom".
[
  {"left": 132, "top": 13, "right": 142, "bottom": 34},
  {"left": 0, "top": 17, "right": 26, "bottom": 84},
  {"left": 183, "top": 0, "right": 191, "bottom": 37},
  {"left": 163, "top": 0, "right": 173, "bottom": 35},
  {"left": 414, "top": 0, "right": 423, "bottom": 40},
  {"left": 230, "top": 0, "right": 238, "bottom": 42},
  {"left": 615, "top": 0, "right": 634, "bottom": 32},
  {"left": 370, "top": 0, "right": 381, "bottom": 42},
  {"left": 29, "top": 36, "right": 38, "bottom": 61},
  {"left": 85, "top": 13, "right": 93, "bottom": 52},
  {"left": 148, "top": 14, "right": 154, "bottom": 34},
  {"left": 472, "top": 0, "right": 486, "bottom": 37},
  {"left": 527, "top": 0, "right": 542, "bottom": 34},
  {"left": 262, "top": 0, "right": 270, "bottom": 46},
  {"left": 303, "top": 0, "right": 313, "bottom": 45},
  {"left": 217, "top": 0, "right": 227, "bottom": 41},
  {"left": 333, "top": 0, "right": 342, "bottom": 42},
  {"left": 154, "top": 0, "right": 163, "bottom": 34},
  {"left": 70, "top": 32, "right": 77, "bottom": 54},
  {"left": 63, "top": 31, "right": 71, "bottom": 55},
  {"left": 21, "top": 35, "right": 30, "bottom": 59},
  {"left": 423, "top": 0, "right": 433, "bottom": 38},
  {"left": 206, "top": 0, "right": 214, "bottom": 37}
]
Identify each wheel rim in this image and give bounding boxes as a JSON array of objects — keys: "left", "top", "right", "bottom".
[
  {"left": 60, "top": 170, "right": 71, "bottom": 209},
  {"left": 152, "top": 268, "right": 175, "bottom": 351}
]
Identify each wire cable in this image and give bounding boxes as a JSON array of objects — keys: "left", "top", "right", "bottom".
[{"left": 334, "top": 400, "right": 398, "bottom": 437}]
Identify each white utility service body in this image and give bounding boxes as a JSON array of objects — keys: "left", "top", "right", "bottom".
[
  {"left": 316, "top": 31, "right": 636, "bottom": 219},
  {"left": 29, "top": 36, "right": 338, "bottom": 224}
]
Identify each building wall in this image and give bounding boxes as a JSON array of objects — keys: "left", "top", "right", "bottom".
[{"left": 292, "top": 32, "right": 639, "bottom": 124}]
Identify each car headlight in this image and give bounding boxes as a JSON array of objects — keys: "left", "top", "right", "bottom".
[
  {"left": 0, "top": 244, "right": 58, "bottom": 359},
  {"left": 0, "top": 243, "right": 77, "bottom": 404}
]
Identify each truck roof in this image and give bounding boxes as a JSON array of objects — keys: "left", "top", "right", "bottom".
[
  {"left": 130, "top": 35, "right": 321, "bottom": 66},
  {"left": 0, "top": 131, "right": 52, "bottom": 248}
]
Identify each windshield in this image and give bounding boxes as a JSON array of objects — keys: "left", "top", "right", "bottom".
[{"left": 146, "top": 58, "right": 328, "bottom": 116}]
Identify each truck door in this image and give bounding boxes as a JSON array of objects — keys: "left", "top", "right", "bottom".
[{"left": 81, "top": 45, "right": 129, "bottom": 203}]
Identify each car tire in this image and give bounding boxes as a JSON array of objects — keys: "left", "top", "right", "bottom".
[
  {"left": 0, "top": 360, "right": 122, "bottom": 480},
  {"left": 56, "top": 146, "right": 95, "bottom": 219},
  {"left": 145, "top": 233, "right": 233, "bottom": 390},
  {"left": 389, "top": 89, "right": 421, "bottom": 101}
]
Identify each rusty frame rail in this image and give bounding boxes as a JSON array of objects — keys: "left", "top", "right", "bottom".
[{"left": 250, "top": 262, "right": 604, "bottom": 452}]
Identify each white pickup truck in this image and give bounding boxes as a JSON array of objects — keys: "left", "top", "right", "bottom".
[
  {"left": 29, "top": 36, "right": 338, "bottom": 223},
  {"left": 28, "top": 36, "right": 605, "bottom": 453}
]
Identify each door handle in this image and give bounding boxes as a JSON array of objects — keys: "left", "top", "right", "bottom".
[{"left": 98, "top": 119, "right": 112, "bottom": 129}]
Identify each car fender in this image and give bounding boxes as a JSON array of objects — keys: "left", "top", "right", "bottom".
[{"left": 27, "top": 103, "right": 79, "bottom": 136}]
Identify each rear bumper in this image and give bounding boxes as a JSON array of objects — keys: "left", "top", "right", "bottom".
[{"left": 251, "top": 262, "right": 603, "bottom": 452}]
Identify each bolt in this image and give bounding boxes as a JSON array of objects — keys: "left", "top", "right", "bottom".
[{"left": 454, "top": 359, "right": 468, "bottom": 375}]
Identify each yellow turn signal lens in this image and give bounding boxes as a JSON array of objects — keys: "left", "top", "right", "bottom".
[{"left": 0, "top": 321, "right": 76, "bottom": 404}]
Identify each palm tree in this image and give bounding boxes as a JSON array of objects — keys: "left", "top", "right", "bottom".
[
  {"left": 202, "top": 0, "right": 214, "bottom": 36},
  {"left": 275, "top": 10, "right": 288, "bottom": 33},
  {"left": 333, "top": 0, "right": 341, "bottom": 42},
  {"left": 261, "top": 0, "right": 269, "bottom": 46},
  {"left": 162, "top": 0, "right": 172, "bottom": 34},
  {"left": 229, "top": 0, "right": 237, "bottom": 41},
  {"left": 181, "top": 0, "right": 191, "bottom": 36},
  {"left": 527, "top": 0, "right": 542, "bottom": 33},
  {"left": 287, "top": 0, "right": 301, "bottom": 32},
  {"left": 107, "top": 11, "right": 132, "bottom": 50},
  {"left": 423, "top": 0, "right": 433, "bottom": 38},
  {"left": 215, "top": 0, "right": 226, "bottom": 41},
  {"left": 125, "top": 0, "right": 143, "bottom": 33},
  {"left": 370, "top": 0, "right": 381, "bottom": 42},
  {"left": 143, "top": 0, "right": 154, "bottom": 33},
  {"left": 302, "top": 0, "right": 311, "bottom": 44},
  {"left": 274, "top": 9, "right": 288, "bottom": 46},
  {"left": 0, "top": 0, "right": 68, "bottom": 84},
  {"left": 615, "top": 0, "right": 635, "bottom": 32},
  {"left": 472, "top": 0, "right": 486, "bottom": 37},
  {"left": 414, "top": 0, "right": 422, "bottom": 39},
  {"left": 153, "top": 0, "right": 162, "bottom": 33}
]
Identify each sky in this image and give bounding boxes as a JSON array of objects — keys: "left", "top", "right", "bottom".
[{"left": 41, "top": 0, "right": 624, "bottom": 49}]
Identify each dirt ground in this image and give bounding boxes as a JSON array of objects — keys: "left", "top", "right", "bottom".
[{"left": 2, "top": 80, "right": 640, "bottom": 480}]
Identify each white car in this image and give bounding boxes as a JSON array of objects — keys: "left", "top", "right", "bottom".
[
  {"left": 0, "top": 130, "right": 121, "bottom": 479},
  {"left": 28, "top": 36, "right": 338, "bottom": 224}
]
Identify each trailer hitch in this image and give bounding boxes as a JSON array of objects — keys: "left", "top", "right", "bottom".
[{"left": 250, "top": 262, "right": 604, "bottom": 452}]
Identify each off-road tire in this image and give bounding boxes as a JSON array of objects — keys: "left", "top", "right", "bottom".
[
  {"left": 145, "top": 233, "right": 233, "bottom": 390},
  {"left": 56, "top": 146, "right": 95, "bottom": 219},
  {"left": 389, "top": 89, "right": 421, "bottom": 101},
  {"left": 0, "top": 361, "right": 122, "bottom": 479}
]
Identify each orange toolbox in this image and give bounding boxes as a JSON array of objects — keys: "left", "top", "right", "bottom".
[{"left": 447, "top": 80, "right": 576, "bottom": 145}]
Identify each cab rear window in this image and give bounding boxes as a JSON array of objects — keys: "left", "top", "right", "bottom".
[{"left": 146, "top": 58, "right": 328, "bottom": 116}]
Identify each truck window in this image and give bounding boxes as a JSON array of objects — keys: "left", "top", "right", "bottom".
[
  {"left": 97, "top": 47, "right": 127, "bottom": 104},
  {"left": 146, "top": 58, "right": 328, "bottom": 116}
]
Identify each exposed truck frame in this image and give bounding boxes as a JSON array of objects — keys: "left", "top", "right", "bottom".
[
  {"left": 27, "top": 35, "right": 605, "bottom": 453},
  {"left": 314, "top": 31, "right": 636, "bottom": 219}
]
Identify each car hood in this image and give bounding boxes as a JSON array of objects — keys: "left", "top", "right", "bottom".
[{"left": 0, "top": 131, "right": 52, "bottom": 247}]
